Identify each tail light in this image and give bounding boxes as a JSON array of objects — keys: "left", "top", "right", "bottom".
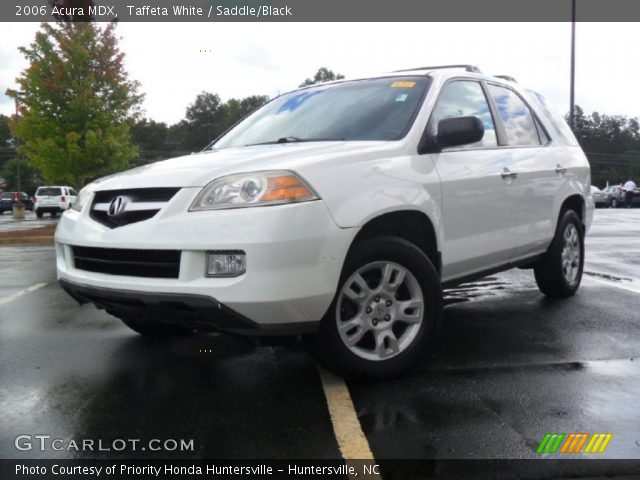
[
  {"left": 13, "top": 192, "right": 19, "bottom": 202},
  {"left": 61, "top": 195, "right": 66, "bottom": 202}
]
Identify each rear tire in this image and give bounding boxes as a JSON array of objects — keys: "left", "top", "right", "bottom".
[
  {"left": 36, "top": 210, "right": 43, "bottom": 218},
  {"left": 51, "top": 211, "right": 58, "bottom": 218},
  {"left": 534, "top": 210, "right": 584, "bottom": 298},
  {"left": 306, "top": 236, "right": 443, "bottom": 380},
  {"left": 116, "top": 314, "right": 193, "bottom": 337}
]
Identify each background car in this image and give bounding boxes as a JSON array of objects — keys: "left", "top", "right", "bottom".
[
  {"left": 590, "top": 186, "right": 611, "bottom": 208},
  {"left": 0, "top": 191, "right": 34, "bottom": 214},
  {"left": 605, "top": 185, "right": 640, "bottom": 208},
  {"left": 34, "top": 186, "right": 77, "bottom": 218}
]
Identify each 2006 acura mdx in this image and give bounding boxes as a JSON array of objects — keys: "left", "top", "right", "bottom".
[{"left": 56, "top": 65, "right": 593, "bottom": 379}]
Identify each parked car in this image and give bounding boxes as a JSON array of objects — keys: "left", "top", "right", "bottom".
[
  {"left": 55, "top": 65, "right": 593, "bottom": 378},
  {"left": 0, "top": 191, "right": 34, "bottom": 214},
  {"left": 605, "top": 185, "right": 640, "bottom": 208},
  {"left": 34, "top": 186, "right": 77, "bottom": 218},
  {"left": 590, "top": 186, "right": 611, "bottom": 208}
]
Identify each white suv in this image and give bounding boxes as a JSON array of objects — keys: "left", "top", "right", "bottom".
[
  {"left": 35, "top": 185, "right": 77, "bottom": 217},
  {"left": 55, "top": 66, "right": 593, "bottom": 378}
]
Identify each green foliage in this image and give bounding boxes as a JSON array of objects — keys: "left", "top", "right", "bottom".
[
  {"left": 155, "top": 92, "right": 269, "bottom": 154},
  {"left": 7, "top": 22, "right": 142, "bottom": 188},
  {"left": 0, "top": 115, "right": 12, "bottom": 148},
  {"left": 0, "top": 157, "right": 42, "bottom": 194},
  {"left": 569, "top": 105, "right": 640, "bottom": 186},
  {"left": 299, "top": 67, "right": 345, "bottom": 87}
]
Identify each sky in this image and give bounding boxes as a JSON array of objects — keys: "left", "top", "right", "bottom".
[{"left": 0, "top": 22, "right": 638, "bottom": 124}]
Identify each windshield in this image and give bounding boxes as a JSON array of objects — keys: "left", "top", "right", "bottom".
[{"left": 212, "top": 76, "right": 430, "bottom": 150}]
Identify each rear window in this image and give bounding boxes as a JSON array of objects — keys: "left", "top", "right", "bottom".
[
  {"left": 1, "top": 193, "right": 13, "bottom": 199},
  {"left": 37, "top": 188, "right": 62, "bottom": 196}
]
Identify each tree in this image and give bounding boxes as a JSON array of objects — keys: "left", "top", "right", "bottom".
[
  {"left": 299, "top": 67, "right": 345, "bottom": 87},
  {"left": 219, "top": 95, "right": 269, "bottom": 131},
  {"left": 176, "top": 92, "right": 269, "bottom": 152},
  {"left": 567, "top": 105, "right": 640, "bottom": 186},
  {"left": 7, "top": 22, "right": 142, "bottom": 187},
  {"left": 179, "top": 92, "right": 225, "bottom": 151},
  {"left": 0, "top": 115, "right": 11, "bottom": 148},
  {"left": 0, "top": 158, "right": 42, "bottom": 194}
]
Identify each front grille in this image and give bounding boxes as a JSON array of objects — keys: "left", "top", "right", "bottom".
[
  {"left": 72, "top": 246, "right": 181, "bottom": 278},
  {"left": 90, "top": 188, "right": 180, "bottom": 228}
]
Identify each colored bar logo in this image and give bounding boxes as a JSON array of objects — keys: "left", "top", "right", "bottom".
[{"left": 537, "top": 433, "right": 612, "bottom": 454}]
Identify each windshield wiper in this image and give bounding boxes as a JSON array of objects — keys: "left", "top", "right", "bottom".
[{"left": 246, "top": 137, "right": 345, "bottom": 146}]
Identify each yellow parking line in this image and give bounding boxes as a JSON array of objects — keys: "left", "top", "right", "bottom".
[
  {"left": 0, "top": 283, "right": 47, "bottom": 306},
  {"left": 317, "top": 365, "right": 382, "bottom": 479}
]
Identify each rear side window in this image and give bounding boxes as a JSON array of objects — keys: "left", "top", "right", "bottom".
[
  {"left": 488, "top": 84, "right": 541, "bottom": 147},
  {"left": 430, "top": 80, "right": 498, "bottom": 149},
  {"left": 525, "top": 89, "right": 578, "bottom": 146},
  {"left": 69, "top": 188, "right": 77, "bottom": 196},
  {"left": 37, "top": 188, "right": 62, "bottom": 196}
]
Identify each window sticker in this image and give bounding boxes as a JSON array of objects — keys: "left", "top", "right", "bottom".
[
  {"left": 391, "top": 81, "right": 416, "bottom": 88},
  {"left": 395, "top": 93, "right": 409, "bottom": 102}
]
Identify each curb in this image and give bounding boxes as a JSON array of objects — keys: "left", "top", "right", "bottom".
[{"left": 0, "top": 236, "right": 54, "bottom": 245}]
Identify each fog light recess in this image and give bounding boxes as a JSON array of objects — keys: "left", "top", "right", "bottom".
[{"left": 206, "top": 251, "right": 246, "bottom": 277}]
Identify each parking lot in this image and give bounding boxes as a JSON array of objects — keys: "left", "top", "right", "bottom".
[
  {"left": 0, "top": 211, "right": 57, "bottom": 232},
  {"left": 1, "top": 210, "right": 639, "bottom": 474}
]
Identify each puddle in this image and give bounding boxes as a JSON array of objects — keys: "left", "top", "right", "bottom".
[
  {"left": 444, "top": 277, "right": 511, "bottom": 304},
  {"left": 584, "top": 271, "right": 633, "bottom": 283}
]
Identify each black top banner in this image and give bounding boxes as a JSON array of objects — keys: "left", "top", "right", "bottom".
[{"left": 3, "top": 0, "right": 640, "bottom": 22}]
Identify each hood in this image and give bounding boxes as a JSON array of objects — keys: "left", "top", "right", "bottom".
[{"left": 91, "top": 141, "right": 389, "bottom": 191}]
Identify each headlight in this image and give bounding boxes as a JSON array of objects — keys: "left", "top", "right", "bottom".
[
  {"left": 71, "top": 187, "right": 92, "bottom": 212},
  {"left": 190, "top": 171, "right": 319, "bottom": 211}
]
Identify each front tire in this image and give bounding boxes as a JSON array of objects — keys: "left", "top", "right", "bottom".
[
  {"left": 307, "top": 236, "right": 443, "bottom": 380},
  {"left": 116, "top": 314, "right": 193, "bottom": 337},
  {"left": 534, "top": 210, "right": 584, "bottom": 298},
  {"left": 36, "top": 209, "right": 43, "bottom": 218}
]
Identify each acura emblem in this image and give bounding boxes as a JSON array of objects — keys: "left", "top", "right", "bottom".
[{"left": 107, "top": 196, "right": 128, "bottom": 217}]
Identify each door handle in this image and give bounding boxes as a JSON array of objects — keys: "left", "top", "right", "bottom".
[
  {"left": 501, "top": 168, "right": 518, "bottom": 180},
  {"left": 555, "top": 164, "right": 567, "bottom": 174}
]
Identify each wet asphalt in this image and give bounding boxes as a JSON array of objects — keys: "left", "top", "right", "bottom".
[{"left": 1, "top": 209, "right": 640, "bottom": 473}]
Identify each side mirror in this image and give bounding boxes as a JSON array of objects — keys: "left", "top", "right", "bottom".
[{"left": 437, "top": 116, "right": 484, "bottom": 149}]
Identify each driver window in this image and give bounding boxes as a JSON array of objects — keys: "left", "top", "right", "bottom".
[{"left": 430, "top": 80, "right": 497, "bottom": 149}]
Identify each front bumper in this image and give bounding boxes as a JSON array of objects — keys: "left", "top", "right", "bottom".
[
  {"left": 59, "top": 279, "right": 320, "bottom": 335},
  {"left": 55, "top": 189, "right": 356, "bottom": 331}
]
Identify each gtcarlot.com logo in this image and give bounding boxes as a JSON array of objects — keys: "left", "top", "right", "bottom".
[
  {"left": 536, "top": 432, "right": 613, "bottom": 454},
  {"left": 15, "top": 434, "right": 195, "bottom": 452}
]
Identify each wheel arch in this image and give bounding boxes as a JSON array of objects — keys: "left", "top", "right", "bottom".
[
  {"left": 558, "top": 194, "right": 585, "bottom": 228},
  {"left": 347, "top": 209, "right": 441, "bottom": 277}
]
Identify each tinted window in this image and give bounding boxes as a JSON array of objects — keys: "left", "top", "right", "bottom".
[
  {"left": 488, "top": 85, "right": 541, "bottom": 147},
  {"left": 37, "top": 188, "right": 62, "bottom": 196},
  {"left": 430, "top": 80, "right": 497, "bottom": 149},
  {"left": 214, "top": 77, "right": 430, "bottom": 149},
  {"left": 69, "top": 188, "right": 77, "bottom": 196},
  {"left": 1, "top": 193, "right": 12, "bottom": 199}
]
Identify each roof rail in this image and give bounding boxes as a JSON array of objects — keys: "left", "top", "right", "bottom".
[
  {"left": 494, "top": 75, "right": 517, "bottom": 83},
  {"left": 394, "top": 64, "right": 482, "bottom": 74}
]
